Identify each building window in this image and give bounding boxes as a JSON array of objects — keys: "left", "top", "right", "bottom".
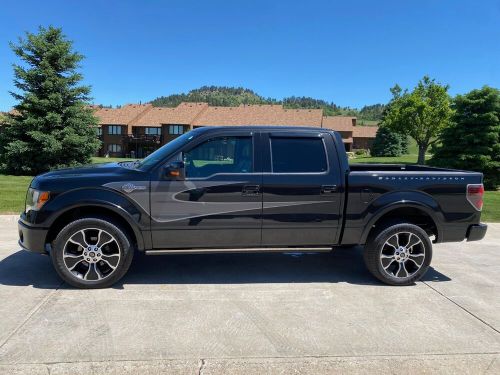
[
  {"left": 108, "top": 125, "right": 122, "bottom": 135},
  {"left": 169, "top": 125, "right": 184, "bottom": 135},
  {"left": 145, "top": 127, "right": 161, "bottom": 135},
  {"left": 96, "top": 127, "right": 102, "bottom": 136},
  {"left": 108, "top": 144, "right": 122, "bottom": 153}
]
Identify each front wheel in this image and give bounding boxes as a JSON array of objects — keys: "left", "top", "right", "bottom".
[
  {"left": 364, "top": 223, "right": 432, "bottom": 286},
  {"left": 51, "top": 217, "right": 134, "bottom": 288}
]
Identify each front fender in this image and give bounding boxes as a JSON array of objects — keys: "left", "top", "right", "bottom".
[{"left": 30, "top": 187, "right": 150, "bottom": 250}]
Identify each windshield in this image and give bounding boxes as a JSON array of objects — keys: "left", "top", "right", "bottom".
[{"left": 135, "top": 130, "right": 198, "bottom": 170}]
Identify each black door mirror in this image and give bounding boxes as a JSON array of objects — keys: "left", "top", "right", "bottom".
[{"left": 164, "top": 161, "right": 185, "bottom": 180}]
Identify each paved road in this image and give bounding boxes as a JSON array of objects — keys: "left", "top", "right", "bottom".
[{"left": 0, "top": 215, "right": 499, "bottom": 374}]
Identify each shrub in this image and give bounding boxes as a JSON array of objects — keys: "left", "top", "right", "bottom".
[{"left": 371, "top": 127, "right": 407, "bottom": 157}]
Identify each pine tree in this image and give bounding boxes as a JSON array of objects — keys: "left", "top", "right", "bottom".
[
  {"left": 0, "top": 26, "right": 101, "bottom": 175},
  {"left": 430, "top": 86, "right": 500, "bottom": 189},
  {"left": 371, "top": 126, "right": 408, "bottom": 157}
]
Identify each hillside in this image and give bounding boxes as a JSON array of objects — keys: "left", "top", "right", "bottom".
[
  {"left": 151, "top": 86, "right": 272, "bottom": 107},
  {"left": 150, "top": 86, "right": 384, "bottom": 121}
]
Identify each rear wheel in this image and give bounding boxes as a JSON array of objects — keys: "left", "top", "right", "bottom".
[
  {"left": 51, "top": 217, "right": 134, "bottom": 288},
  {"left": 364, "top": 223, "right": 432, "bottom": 286}
]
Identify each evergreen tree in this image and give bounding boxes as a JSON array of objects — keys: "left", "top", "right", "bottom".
[
  {"left": 430, "top": 86, "right": 500, "bottom": 189},
  {"left": 371, "top": 126, "right": 408, "bottom": 157},
  {"left": 359, "top": 104, "right": 386, "bottom": 121},
  {"left": 0, "top": 26, "right": 100, "bottom": 175}
]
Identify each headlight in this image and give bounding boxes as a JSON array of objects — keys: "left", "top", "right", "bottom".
[{"left": 25, "top": 188, "right": 50, "bottom": 213}]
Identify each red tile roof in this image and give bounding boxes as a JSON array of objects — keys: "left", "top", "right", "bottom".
[
  {"left": 322, "top": 116, "right": 356, "bottom": 131},
  {"left": 93, "top": 104, "right": 152, "bottom": 127},
  {"left": 353, "top": 126, "right": 378, "bottom": 138},
  {"left": 192, "top": 104, "right": 323, "bottom": 127},
  {"left": 130, "top": 102, "right": 209, "bottom": 127}
]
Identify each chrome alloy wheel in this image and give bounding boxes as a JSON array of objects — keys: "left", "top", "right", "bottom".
[
  {"left": 63, "top": 228, "right": 121, "bottom": 281},
  {"left": 379, "top": 232, "right": 426, "bottom": 279}
]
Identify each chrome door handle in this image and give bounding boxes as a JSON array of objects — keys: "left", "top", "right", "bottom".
[
  {"left": 321, "top": 185, "right": 337, "bottom": 194},
  {"left": 242, "top": 185, "right": 260, "bottom": 196}
]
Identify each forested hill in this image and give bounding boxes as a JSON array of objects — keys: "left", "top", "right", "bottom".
[
  {"left": 151, "top": 86, "right": 273, "bottom": 107},
  {"left": 150, "top": 86, "right": 385, "bottom": 121}
]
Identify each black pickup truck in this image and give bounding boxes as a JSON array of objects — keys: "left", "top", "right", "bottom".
[{"left": 18, "top": 126, "right": 487, "bottom": 288}]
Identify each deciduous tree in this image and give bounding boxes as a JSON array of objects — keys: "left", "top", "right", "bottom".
[{"left": 382, "top": 77, "right": 453, "bottom": 164}]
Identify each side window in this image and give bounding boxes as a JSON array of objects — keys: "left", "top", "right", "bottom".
[
  {"left": 184, "top": 136, "right": 253, "bottom": 178},
  {"left": 270, "top": 137, "right": 327, "bottom": 173}
]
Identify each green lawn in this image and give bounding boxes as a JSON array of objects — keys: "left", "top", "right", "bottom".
[
  {"left": 91, "top": 156, "right": 134, "bottom": 163},
  {"left": 483, "top": 191, "right": 500, "bottom": 222},
  {"left": 0, "top": 158, "right": 498, "bottom": 222},
  {"left": 350, "top": 138, "right": 429, "bottom": 164},
  {"left": 357, "top": 120, "right": 379, "bottom": 126},
  {"left": 0, "top": 175, "right": 33, "bottom": 214},
  {"left": 350, "top": 154, "right": 427, "bottom": 164}
]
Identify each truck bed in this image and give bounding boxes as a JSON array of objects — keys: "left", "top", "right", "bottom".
[
  {"left": 349, "top": 163, "right": 472, "bottom": 173},
  {"left": 343, "top": 163, "right": 484, "bottom": 245}
]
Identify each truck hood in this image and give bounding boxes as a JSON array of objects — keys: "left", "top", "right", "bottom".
[
  {"left": 38, "top": 162, "right": 123, "bottom": 178},
  {"left": 30, "top": 162, "right": 147, "bottom": 191}
]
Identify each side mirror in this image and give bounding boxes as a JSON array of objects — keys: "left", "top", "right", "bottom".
[{"left": 164, "top": 161, "right": 185, "bottom": 180}]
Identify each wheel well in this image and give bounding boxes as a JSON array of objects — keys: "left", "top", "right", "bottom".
[
  {"left": 368, "top": 207, "right": 438, "bottom": 241},
  {"left": 46, "top": 206, "right": 138, "bottom": 247}
]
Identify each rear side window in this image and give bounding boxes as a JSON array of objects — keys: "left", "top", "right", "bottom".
[{"left": 270, "top": 137, "right": 328, "bottom": 173}]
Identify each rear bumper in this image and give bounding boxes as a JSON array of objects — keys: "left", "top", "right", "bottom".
[
  {"left": 18, "top": 220, "right": 48, "bottom": 254},
  {"left": 466, "top": 223, "right": 487, "bottom": 242}
]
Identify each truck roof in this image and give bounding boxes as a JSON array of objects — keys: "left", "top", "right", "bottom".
[{"left": 193, "top": 125, "right": 336, "bottom": 133}]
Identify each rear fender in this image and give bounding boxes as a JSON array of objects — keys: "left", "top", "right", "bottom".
[{"left": 359, "top": 191, "right": 442, "bottom": 244}]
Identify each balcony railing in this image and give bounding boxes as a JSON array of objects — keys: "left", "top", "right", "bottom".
[{"left": 122, "top": 134, "right": 162, "bottom": 144}]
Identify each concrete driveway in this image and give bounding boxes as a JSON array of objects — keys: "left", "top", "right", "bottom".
[{"left": 0, "top": 215, "right": 499, "bottom": 374}]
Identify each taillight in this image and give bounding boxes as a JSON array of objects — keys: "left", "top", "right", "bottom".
[{"left": 467, "top": 184, "right": 484, "bottom": 211}]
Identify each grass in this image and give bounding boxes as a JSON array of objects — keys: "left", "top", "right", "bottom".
[
  {"left": 483, "top": 191, "right": 500, "bottom": 222},
  {"left": 350, "top": 154, "right": 426, "bottom": 164},
  {"left": 357, "top": 120, "right": 379, "bottom": 126},
  {"left": 91, "top": 156, "right": 134, "bottom": 163},
  {"left": 349, "top": 138, "right": 429, "bottom": 164},
  {"left": 1, "top": 155, "right": 499, "bottom": 222},
  {"left": 0, "top": 175, "right": 33, "bottom": 214}
]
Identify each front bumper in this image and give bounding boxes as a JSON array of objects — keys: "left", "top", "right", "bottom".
[
  {"left": 466, "top": 223, "right": 488, "bottom": 242},
  {"left": 18, "top": 220, "right": 49, "bottom": 254}
]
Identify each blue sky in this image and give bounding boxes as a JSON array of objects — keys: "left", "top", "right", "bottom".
[{"left": 1, "top": 0, "right": 499, "bottom": 110}]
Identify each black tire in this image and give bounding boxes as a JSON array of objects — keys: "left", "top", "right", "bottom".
[
  {"left": 51, "top": 217, "right": 134, "bottom": 289},
  {"left": 364, "top": 223, "right": 432, "bottom": 286}
]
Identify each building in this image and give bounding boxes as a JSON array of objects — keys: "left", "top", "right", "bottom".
[
  {"left": 352, "top": 125, "right": 378, "bottom": 150},
  {"left": 93, "top": 104, "right": 151, "bottom": 157},
  {"left": 321, "top": 116, "right": 356, "bottom": 151},
  {"left": 93, "top": 103, "right": 378, "bottom": 157},
  {"left": 2, "top": 104, "right": 379, "bottom": 157}
]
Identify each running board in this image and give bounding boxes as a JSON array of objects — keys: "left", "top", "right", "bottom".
[{"left": 145, "top": 247, "right": 333, "bottom": 255}]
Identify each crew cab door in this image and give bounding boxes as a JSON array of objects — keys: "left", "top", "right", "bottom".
[
  {"left": 261, "top": 131, "right": 343, "bottom": 246},
  {"left": 150, "top": 130, "right": 262, "bottom": 249}
]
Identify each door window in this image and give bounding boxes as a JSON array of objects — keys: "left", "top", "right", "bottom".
[
  {"left": 270, "top": 137, "right": 328, "bottom": 173},
  {"left": 184, "top": 136, "right": 253, "bottom": 178}
]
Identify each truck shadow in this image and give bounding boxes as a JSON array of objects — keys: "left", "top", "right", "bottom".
[{"left": 0, "top": 246, "right": 451, "bottom": 289}]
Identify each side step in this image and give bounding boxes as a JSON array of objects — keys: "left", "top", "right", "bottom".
[{"left": 145, "top": 247, "right": 333, "bottom": 255}]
